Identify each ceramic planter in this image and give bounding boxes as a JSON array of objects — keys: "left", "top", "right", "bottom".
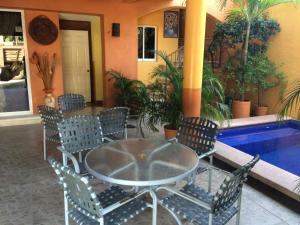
[
  {"left": 164, "top": 125, "right": 177, "bottom": 139},
  {"left": 232, "top": 100, "right": 251, "bottom": 118},
  {"left": 43, "top": 89, "right": 55, "bottom": 107},
  {"left": 255, "top": 106, "right": 268, "bottom": 116}
]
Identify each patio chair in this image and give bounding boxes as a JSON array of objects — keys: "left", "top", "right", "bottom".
[
  {"left": 38, "top": 105, "right": 63, "bottom": 160},
  {"left": 48, "top": 157, "right": 149, "bottom": 225},
  {"left": 58, "top": 93, "right": 86, "bottom": 112},
  {"left": 97, "top": 107, "right": 129, "bottom": 140},
  {"left": 173, "top": 117, "right": 218, "bottom": 191},
  {"left": 57, "top": 115, "right": 107, "bottom": 174},
  {"left": 158, "top": 155, "right": 260, "bottom": 225}
]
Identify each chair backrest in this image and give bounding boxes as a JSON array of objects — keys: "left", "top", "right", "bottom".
[
  {"left": 97, "top": 107, "right": 129, "bottom": 139},
  {"left": 211, "top": 155, "right": 260, "bottom": 214},
  {"left": 57, "top": 116, "right": 104, "bottom": 154},
  {"left": 58, "top": 93, "right": 86, "bottom": 112},
  {"left": 48, "top": 157, "right": 103, "bottom": 219},
  {"left": 38, "top": 105, "right": 63, "bottom": 130},
  {"left": 176, "top": 117, "right": 218, "bottom": 156}
]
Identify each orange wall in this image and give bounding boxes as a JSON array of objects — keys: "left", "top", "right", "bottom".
[{"left": 25, "top": 10, "right": 64, "bottom": 113}]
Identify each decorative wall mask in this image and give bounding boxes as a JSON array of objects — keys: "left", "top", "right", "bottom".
[{"left": 29, "top": 15, "right": 58, "bottom": 45}]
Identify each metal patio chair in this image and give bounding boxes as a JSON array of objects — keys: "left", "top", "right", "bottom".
[
  {"left": 48, "top": 157, "right": 150, "bottom": 225},
  {"left": 158, "top": 155, "right": 260, "bottom": 225},
  {"left": 97, "top": 107, "right": 129, "bottom": 140},
  {"left": 57, "top": 115, "right": 108, "bottom": 174},
  {"left": 38, "top": 105, "right": 63, "bottom": 160},
  {"left": 58, "top": 93, "right": 86, "bottom": 112},
  {"left": 172, "top": 117, "right": 218, "bottom": 191}
]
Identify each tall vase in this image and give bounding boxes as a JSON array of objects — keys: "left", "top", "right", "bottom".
[{"left": 43, "top": 89, "right": 55, "bottom": 107}]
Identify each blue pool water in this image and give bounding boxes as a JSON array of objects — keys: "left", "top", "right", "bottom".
[{"left": 217, "top": 120, "right": 300, "bottom": 176}]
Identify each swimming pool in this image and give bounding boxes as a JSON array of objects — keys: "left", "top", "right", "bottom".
[{"left": 217, "top": 120, "right": 300, "bottom": 176}]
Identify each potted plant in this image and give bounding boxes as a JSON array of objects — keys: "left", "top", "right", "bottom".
[
  {"left": 107, "top": 70, "right": 147, "bottom": 115},
  {"left": 210, "top": 17, "right": 281, "bottom": 118},
  {"left": 216, "top": 0, "right": 298, "bottom": 117},
  {"left": 30, "top": 52, "right": 57, "bottom": 107},
  {"left": 140, "top": 51, "right": 183, "bottom": 139},
  {"left": 140, "top": 51, "right": 229, "bottom": 138},
  {"left": 224, "top": 57, "right": 253, "bottom": 118},
  {"left": 247, "top": 54, "right": 286, "bottom": 116}
]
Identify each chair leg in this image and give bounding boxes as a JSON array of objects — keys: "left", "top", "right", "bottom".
[
  {"left": 125, "top": 128, "right": 128, "bottom": 139},
  {"left": 149, "top": 190, "right": 158, "bottom": 225},
  {"left": 62, "top": 153, "right": 68, "bottom": 167},
  {"left": 208, "top": 155, "right": 213, "bottom": 192},
  {"left": 236, "top": 192, "right": 242, "bottom": 225},
  {"left": 100, "top": 217, "right": 104, "bottom": 225},
  {"left": 208, "top": 213, "right": 213, "bottom": 225},
  {"left": 79, "top": 152, "right": 83, "bottom": 163},
  {"left": 160, "top": 205, "right": 182, "bottom": 225},
  {"left": 43, "top": 128, "right": 47, "bottom": 161},
  {"left": 64, "top": 191, "right": 69, "bottom": 225}
]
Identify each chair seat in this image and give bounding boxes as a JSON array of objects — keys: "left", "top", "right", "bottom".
[
  {"left": 161, "top": 184, "right": 238, "bottom": 225},
  {"left": 68, "top": 187, "right": 147, "bottom": 225}
]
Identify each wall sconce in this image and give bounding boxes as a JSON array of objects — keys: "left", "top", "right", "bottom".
[{"left": 112, "top": 23, "right": 120, "bottom": 37}]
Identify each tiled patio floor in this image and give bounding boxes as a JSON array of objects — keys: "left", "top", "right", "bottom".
[{"left": 0, "top": 124, "right": 299, "bottom": 225}]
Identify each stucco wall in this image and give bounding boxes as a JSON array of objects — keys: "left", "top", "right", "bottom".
[
  {"left": 266, "top": 4, "right": 300, "bottom": 117},
  {"left": 137, "top": 9, "right": 179, "bottom": 84},
  {"left": 24, "top": 10, "right": 64, "bottom": 112},
  {"left": 137, "top": 10, "right": 218, "bottom": 84}
]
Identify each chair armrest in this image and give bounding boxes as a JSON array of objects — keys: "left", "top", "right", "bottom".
[
  {"left": 167, "top": 137, "right": 177, "bottom": 142},
  {"left": 156, "top": 186, "right": 212, "bottom": 211},
  {"left": 198, "top": 149, "right": 216, "bottom": 159},
  {"left": 104, "top": 137, "right": 113, "bottom": 142},
  {"left": 57, "top": 146, "right": 81, "bottom": 173},
  {"left": 101, "top": 189, "right": 149, "bottom": 215},
  {"left": 197, "top": 161, "right": 231, "bottom": 176}
]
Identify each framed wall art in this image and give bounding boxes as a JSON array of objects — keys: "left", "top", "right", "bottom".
[{"left": 164, "top": 11, "right": 179, "bottom": 38}]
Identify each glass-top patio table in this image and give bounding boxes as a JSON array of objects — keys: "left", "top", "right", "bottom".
[
  {"left": 85, "top": 138, "right": 199, "bottom": 225},
  {"left": 62, "top": 106, "right": 104, "bottom": 117}
]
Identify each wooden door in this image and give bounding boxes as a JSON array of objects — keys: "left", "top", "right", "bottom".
[{"left": 61, "top": 30, "right": 91, "bottom": 102}]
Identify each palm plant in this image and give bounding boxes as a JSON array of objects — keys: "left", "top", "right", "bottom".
[
  {"left": 202, "top": 65, "right": 231, "bottom": 122},
  {"left": 107, "top": 70, "right": 147, "bottom": 114},
  {"left": 140, "top": 51, "right": 183, "bottom": 132},
  {"left": 279, "top": 80, "right": 300, "bottom": 118},
  {"left": 220, "top": 0, "right": 299, "bottom": 101},
  {"left": 140, "top": 51, "right": 230, "bottom": 133}
]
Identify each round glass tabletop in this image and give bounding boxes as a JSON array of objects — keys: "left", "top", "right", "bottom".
[
  {"left": 85, "top": 138, "right": 199, "bottom": 186},
  {"left": 62, "top": 106, "right": 104, "bottom": 117}
]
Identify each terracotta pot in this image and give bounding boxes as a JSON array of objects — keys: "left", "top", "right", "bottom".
[
  {"left": 164, "top": 125, "right": 177, "bottom": 139},
  {"left": 232, "top": 100, "right": 251, "bottom": 118},
  {"left": 255, "top": 106, "right": 268, "bottom": 116}
]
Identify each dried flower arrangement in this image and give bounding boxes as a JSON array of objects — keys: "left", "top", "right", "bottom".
[{"left": 30, "top": 52, "right": 57, "bottom": 93}]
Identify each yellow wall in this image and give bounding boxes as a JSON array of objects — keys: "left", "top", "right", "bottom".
[
  {"left": 263, "top": 5, "right": 300, "bottom": 117},
  {"left": 137, "top": 9, "right": 179, "bottom": 84}
]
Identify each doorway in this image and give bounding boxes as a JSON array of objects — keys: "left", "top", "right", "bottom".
[
  {"left": 0, "top": 9, "right": 32, "bottom": 116},
  {"left": 59, "top": 14, "right": 104, "bottom": 105},
  {"left": 60, "top": 28, "right": 92, "bottom": 102}
]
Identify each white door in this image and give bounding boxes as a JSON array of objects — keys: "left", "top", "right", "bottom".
[{"left": 61, "top": 30, "right": 91, "bottom": 102}]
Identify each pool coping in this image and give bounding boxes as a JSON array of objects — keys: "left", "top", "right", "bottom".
[{"left": 215, "top": 114, "right": 300, "bottom": 202}]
